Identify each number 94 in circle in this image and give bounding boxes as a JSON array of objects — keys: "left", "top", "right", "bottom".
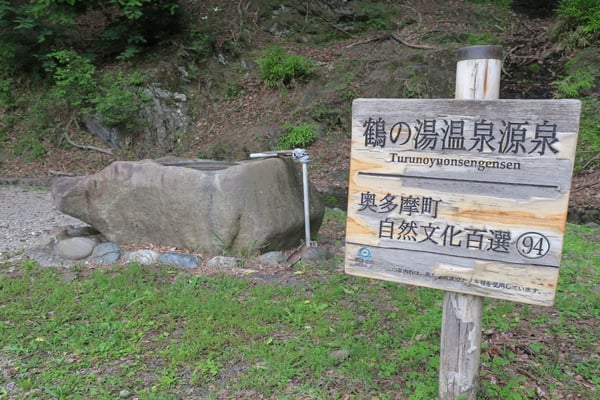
[{"left": 516, "top": 232, "right": 550, "bottom": 259}]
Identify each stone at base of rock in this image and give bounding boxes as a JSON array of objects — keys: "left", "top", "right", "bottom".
[
  {"left": 206, "top": 256, "right": 239, "bottom": 269},
  {"left": 56, "top": 237, "right": 98, "bottom": 260},
  {"left": 91, "top": 242, "right": 122, "bottom": 264},
  {"left": 125, "top": 249, "right": 161, "bottom": 265},
  {"left": 259, "top": 251, "right": 287, "bottom": 265},
  {"left": 159, "top": 252, "right": 201, "bottom": 268}
]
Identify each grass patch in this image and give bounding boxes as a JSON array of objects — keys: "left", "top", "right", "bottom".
[
  {"left": 1, "top": 224, "right": 599, "bottom": 399},
  {"left": 277, "top": 123, "right": 318, "bottom": 150},
  {"left": 257, "top": 46, "right": 317, "bottom": 88}
]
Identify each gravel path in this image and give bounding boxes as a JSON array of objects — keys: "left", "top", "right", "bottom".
[{"left": 0, "top": 185, "right": 86, "bottom": 260}]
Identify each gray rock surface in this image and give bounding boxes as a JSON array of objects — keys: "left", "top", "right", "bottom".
[
  {"left": 259, "top": 251, "right": 287, "bottom": 265},
  {"left": 52, "top": 158, "right": 324, "bottom": 254},
  {"left": 125, "top": 249, "right": 161, "bottom": 265},
  {"left": 1, "top": 184, "right": 332, "bottom": 270},
  {"left": 56, "top": 237, "right": 98, "bottom": 260},
  {"left": 82, "top": 82, "right": 189, "bottom": 158},
  {"left": 159, "top": 252, "right": 201, "bottom": 269},
  {"left": 91, "top": 241, "right": 122, "bottom": 264}
]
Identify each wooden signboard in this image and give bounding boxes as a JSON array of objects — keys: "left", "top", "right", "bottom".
[{"left": 345, "top": 99, "right": 581, "bottom": 306}]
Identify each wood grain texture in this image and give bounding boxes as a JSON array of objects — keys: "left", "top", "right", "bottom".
[{"left": 345, "top": 99, "right": 581, "bottom": 306}]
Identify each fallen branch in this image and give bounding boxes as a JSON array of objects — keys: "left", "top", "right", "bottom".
[
  {"left": 346, "top": 33, "right": 436, "bottom": 50},
  {"left": 572, "top": 181, "right": 600, "bottom": 193},
  {"left": 390, "top": 33, "right": 436, "bottom": 50},
  {"left": 330, "top": 23, "right": 356, "bottom": 39},
  {"left": 580, "top": 151, "right": 600, "bottom": 172},
  {"left": 345, "top": 34, "right": 387, "bottom": 48},
  {"left": 64, "top": 118, "right": 113, "bottom": 156}
]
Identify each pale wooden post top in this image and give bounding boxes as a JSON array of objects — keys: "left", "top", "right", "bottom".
[{"left": 455, "top": 45, "right": 502, "bottom": 101}]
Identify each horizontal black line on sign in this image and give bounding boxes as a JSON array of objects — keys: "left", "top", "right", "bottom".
[
  {"left": 357, "top": 172, "right": 560, "bottom": 190},
  {"left": 345, "top": 241, "right": 559, "bottom": 269}
]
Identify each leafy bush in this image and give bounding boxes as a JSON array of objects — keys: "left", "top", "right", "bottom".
[
  {"left": 557, "top": 0, "right": 600, "bottom": 34},
  {"left": 91, "top": 71, "right": 148, "bottom": 130},
  {"left": 277, "top": 123, "right": 318, "bottom": 149},
  {"left": 0, "top": 0, "right": 181, "bottom": 75},
  {"left": 257, "top": 46, "right": 317, "bottom": 88},
  {"left": 42, "top": 49, "right": 148, "bottom": 131},
  {"left": 0, "top": 75, "right": 14, "bottom": 109},
  {"left": 554, "top": 0, "right": 600, "bottom": 50},
  {"left": 43, "top": 50, "right": 97, "bottom": 109},
  {"left": 553, "top": 67, "right": 596, "bottom": 98}
]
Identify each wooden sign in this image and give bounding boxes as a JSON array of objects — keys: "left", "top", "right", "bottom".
[{"left": 345, "top": 99, "right": 581, "bottom": 306}]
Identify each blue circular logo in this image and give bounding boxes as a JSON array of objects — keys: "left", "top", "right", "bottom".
[{"left": 358, "top": 247, "right": 372, "bottom": 260}]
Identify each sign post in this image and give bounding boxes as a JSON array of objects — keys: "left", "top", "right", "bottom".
[
  {"left": 344, "top": 45, "right": 581, "bottom": 399},
  {"left": 439, "top": 45, "right": 502, "bottom": 400}
]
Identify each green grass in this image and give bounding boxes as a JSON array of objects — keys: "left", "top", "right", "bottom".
[
  {"left": 1, "top": 224, "right": 599, "bottom": 399},
  {"left": 277, "top": 123, "right": 318, "bottom": 150},
  {"left": 257, "top": 46, "right": 317, "bottom": 88}
]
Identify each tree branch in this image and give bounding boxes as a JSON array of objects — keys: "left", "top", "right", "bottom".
[
  {"left": 389, "top": 33, "right": 436, "bottom": 50},
  {"left": 64, "top": 118, "right": 114, "bottom": 156}
]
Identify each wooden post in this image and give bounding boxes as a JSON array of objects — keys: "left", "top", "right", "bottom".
[{"left": 439, "top": 45, "right": 502, "bottom": 400}]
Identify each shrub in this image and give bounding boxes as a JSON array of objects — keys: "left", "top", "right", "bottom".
[
  {"left": 554, "top": 0, "right": 600, "bottom": 50},
  {"left": 0, "top": 75, "right": 14, "bottom": 109},
  {"left": 42, "top": 50, "right": 148, "bottom": 131},
  {"left": 557, "top": 0, "right": 600, "bottom": 34},
  {"left": 257, "top": 46, "right": 317, "bottom": 88},
  {"left": 91, "top": 71, "right": 148, "bottom": 131},
  {"left": 43, "top": 50, "right": 97, "bottom": 109},
  {"left": 277, "top": 123, "right": 318, "bottom": 149},
  {"left": 553, "top": 66, "right": 595, "bottom": 98},
  {"left": 0, "top": 0, "right": 181, "bottom": 75}
]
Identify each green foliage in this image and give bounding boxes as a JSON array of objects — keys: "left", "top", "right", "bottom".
[
  {"left": 0, "top": 0, "right": 181, "bottom": 74},
  {"left": 552, "top": 61, "right": 600, "bottom": 172},
  {"left": 12, "top": 132, "right": 47, "bottom": 161},
  {"left": 557, "top": 0, "right": 600, "bottom": 34},
  {"left": 575, "top": 99, "right": 600, "bottom": 171},
  {"left": 277, "top": 123, "right": 318, "bottom": 149},
  {"left": 322, "top": 194, "right": 339, "bottom": 208},
  {"left": 555, "top": 0, "right": 600, "bottom": 50},
  {"left": 39, "top": 46, "right": 148, "bottom": 130},
  {"left": 225, "top": 82, "right": 242, "bottom": 100},
  {"left": 43, "top": 50, "right": 97, "bottom": 109},
  {"left": 0, "top": 75, "right": 14, "bottom": 108},
  {"left": 404, "top": 72, "right": 428, "bottom": 99},
  {"left": 91, "top": 71, "right": 148, "bottom": 130},
  {"left": 40, "top": 49, "right": 147, "bottom": 132},
  {"left": 257, "top": 46, "right": 317, "bottom": 88},
  {"left": 553, "top": 66, "right": 595, "bottom": 98},
  {"left": 11, "top": 92, "right": 55, "bottom": 161},
  {"left": 361, "top": 4, "right": 390, "bottom": 31}
]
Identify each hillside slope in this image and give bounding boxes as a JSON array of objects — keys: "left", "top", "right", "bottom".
[{"left": 1, "top": 0, "right": 597, "bottom": 216}]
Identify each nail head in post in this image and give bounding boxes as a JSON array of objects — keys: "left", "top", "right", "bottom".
[{"left": 457, "top": 45, "right": 503, "bottom": 61}]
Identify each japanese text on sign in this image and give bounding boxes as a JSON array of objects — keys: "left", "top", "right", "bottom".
[{"left": 345, "top": 99, "right": 581, "bottom": 306}]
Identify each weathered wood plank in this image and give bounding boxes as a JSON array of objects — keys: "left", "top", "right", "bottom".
[{"left": 345, "top": 98, "right": 581, "bottom": 306}]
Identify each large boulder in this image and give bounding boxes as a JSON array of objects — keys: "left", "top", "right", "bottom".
[{"left": 52, "top": 158, "right": 324, "bottom": 254}]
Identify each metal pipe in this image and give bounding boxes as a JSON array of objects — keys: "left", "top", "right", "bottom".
[
  {"left": 249, "top": 148, "right": 312, "bottom": 248},
  {"left": 292, "top": 149, "right": 311, "bottom": 248},
  {"left": 301, "top": 161, "right": 310, "bottom": 247}
]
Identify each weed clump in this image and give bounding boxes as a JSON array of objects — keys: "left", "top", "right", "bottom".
[
  {"left": 277, "top": 123, "right": 318, "bottom": 149},
  {"left": 257, "top": 46, "right": 317, "bottom": 88}
]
